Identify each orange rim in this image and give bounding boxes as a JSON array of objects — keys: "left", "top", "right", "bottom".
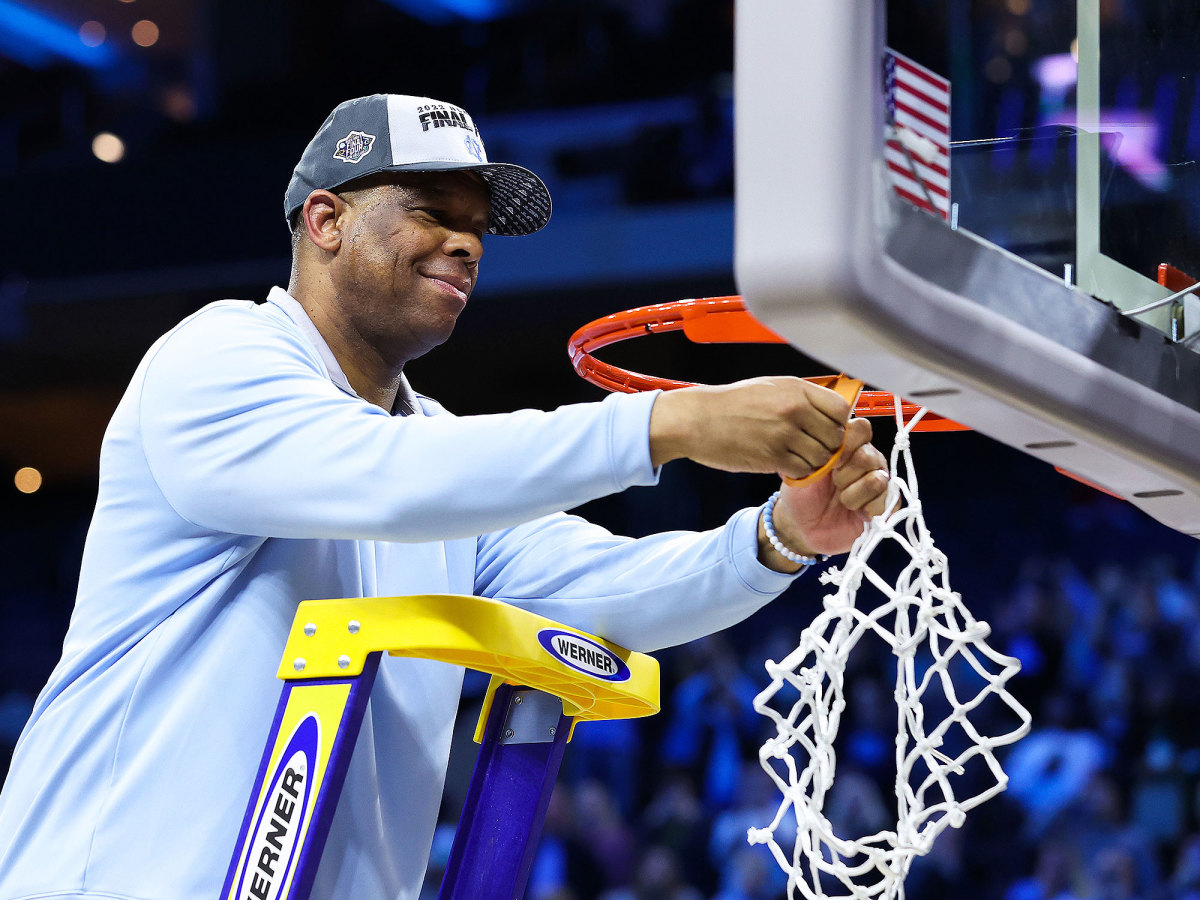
[{"left": 568, "top": 297, "right": 968, "bottom": 432}]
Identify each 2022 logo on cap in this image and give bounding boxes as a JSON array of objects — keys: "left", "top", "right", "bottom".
[
  {"left": 233, "top": 714, "right": 319, "bottom": 900},
  {"left": 538, "top": 629, "right": 631, "bottom": 682}
]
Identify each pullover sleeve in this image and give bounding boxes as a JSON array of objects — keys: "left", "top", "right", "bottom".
[
  {"left": 474, "top": 504, "right": 804, "bottom": 652},
  {"left": 138, "top": 304, "right": 660, "bottom": 541}
]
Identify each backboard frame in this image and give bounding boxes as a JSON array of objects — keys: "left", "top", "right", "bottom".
[{"left": 734, "top": 0, "right": 1200, "bottom": 536}]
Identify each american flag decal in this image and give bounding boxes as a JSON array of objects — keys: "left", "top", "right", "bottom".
[{"left": 884, "top": 48, "right": 951, "bottom": 220}]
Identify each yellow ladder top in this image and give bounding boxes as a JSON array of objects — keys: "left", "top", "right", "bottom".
[{"left": 278, "top": 594, "right": 660, "bottom": 723}]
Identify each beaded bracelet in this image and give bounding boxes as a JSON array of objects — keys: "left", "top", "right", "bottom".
[{"left": 763, "top": 491, "right": 821, "bottom": 567}]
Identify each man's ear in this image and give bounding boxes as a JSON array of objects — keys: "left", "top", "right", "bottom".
[{"left": 301, "top": 190, "right": 344, "bottom": 253}]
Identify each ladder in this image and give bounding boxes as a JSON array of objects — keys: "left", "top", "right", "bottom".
[{"left": 221, "top": 594, "right": 660, "bottom": 900}]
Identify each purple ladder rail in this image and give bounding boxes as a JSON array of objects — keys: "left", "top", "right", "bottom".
[{"left": 438, "top": 683, "right": 572, "bottom": 900}]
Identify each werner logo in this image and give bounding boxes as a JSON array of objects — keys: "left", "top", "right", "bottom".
[
  {"left": 235, "top": 715, "right": 318, "bottom": 900},
  {"left": 538, "top": 629, "right": 630, "bottom": 682}
]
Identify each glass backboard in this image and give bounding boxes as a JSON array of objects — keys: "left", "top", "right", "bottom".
[{"left": 735, "top": 0, "right": 1200, "bottom": 536}]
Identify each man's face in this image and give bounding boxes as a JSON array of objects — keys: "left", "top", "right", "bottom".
[{"left": 330, "top": 170, "right": 490, "bottom": 364}]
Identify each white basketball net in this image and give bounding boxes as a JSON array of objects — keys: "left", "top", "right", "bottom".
[{"left": 748, "top": 404, "right": 1032, "bottom": 900}]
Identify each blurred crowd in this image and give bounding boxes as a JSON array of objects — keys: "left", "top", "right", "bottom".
[{"left": 432, "top": 490, "right": 1200, "bottom": 900}]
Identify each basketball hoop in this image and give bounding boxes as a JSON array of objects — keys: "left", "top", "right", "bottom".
[
  {"left": 567, "top": 297, "right": 966, "bottom": 432},
  {"left": 569, "top": 298, "right": 1031, "bottom": 900}
]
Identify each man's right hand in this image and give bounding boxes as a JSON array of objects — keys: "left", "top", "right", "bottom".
[{"left": 648, "top": 377, "right": 853, "bottom": 481}]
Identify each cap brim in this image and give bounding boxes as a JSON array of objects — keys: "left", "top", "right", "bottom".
[{"left": 361, "top": 160, "right": 552, "bottom": 236}]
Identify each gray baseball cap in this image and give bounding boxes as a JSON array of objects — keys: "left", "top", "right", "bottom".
[{"left": 285, "top": 94, "right": 552, "bottom": 236}]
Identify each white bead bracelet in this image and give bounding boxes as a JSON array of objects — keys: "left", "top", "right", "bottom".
[{"left": 764, "top": 491, "right": 821, "bottom": 567}]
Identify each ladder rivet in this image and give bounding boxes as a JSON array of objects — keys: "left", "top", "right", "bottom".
[
  {"left": 348, "top": 620, "right": 361, "bottom": 635},
  {"left": 293, "top": 658, "right": 306, "bottom": 672},
  {"left": 303, "top": 623, "right": 316, "bottom": 637},
  {"left": 337, "top": 655, "right": 351, "bottom": 669}
]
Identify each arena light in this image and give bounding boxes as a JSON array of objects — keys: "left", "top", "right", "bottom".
[
  {"left": 78, "top": 21, "right": 106, "bottom": 48},
  {"left": 14, "top": 467, "right": 42, "bottom": 494},
  {"left": 92, "top": 132, "right": 125, "bottom": 163},
  {"left": 0, "top": 0, "right": 118, "bottom": 69},
  {"left": 131, "top": 19, "right": 158, "bottom": 48}
]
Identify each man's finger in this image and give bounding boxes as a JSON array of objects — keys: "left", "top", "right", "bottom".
[
  {"left": 801, "top": 380, "right": 855, "bottom": 426},
  {"left": 832, "top": 419, "right": 873, "bottom": 462},
  {"left": 837, "top": 470, "right": 891, "bottom": 516},
  {"left": 787, "top": 426, "right": 850, "bottom": 469},
  {"left": 862, "top": 488, "right": 890, "bottom": 520},
  {"left": 831, "top": 434, "right": 885, "bottom": 491},
  {"left": 779, "top": 446, "right": 829, "bottom": 482},
  {"left": 780, "top": 402, "right": 846, "bottom": 455}
]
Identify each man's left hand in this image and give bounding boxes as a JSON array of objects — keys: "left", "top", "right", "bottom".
[{"left": 758, "top": 418, "right": 891, "bottom": 571}]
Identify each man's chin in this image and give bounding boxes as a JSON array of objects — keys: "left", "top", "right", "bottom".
[{"left": 397, "top": 320, "right": 459, "bottom": 363}]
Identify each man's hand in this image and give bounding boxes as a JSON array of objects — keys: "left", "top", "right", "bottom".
[
  {"left": 761, "top": 419, "right": 891, "bottom": 570},
  {"left": 647, "top": 377, "right": 890, "bottom": 572},
  {"left": 649, "top": 377, "right": 852, "bottom": 478}
]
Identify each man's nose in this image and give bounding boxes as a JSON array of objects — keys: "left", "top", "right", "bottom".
[{"left": 444, "top": 229, "right": 483, "bottom": 262}]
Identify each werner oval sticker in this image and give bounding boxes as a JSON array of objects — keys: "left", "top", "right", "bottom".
[
  {"left": 235, "top": 713, "right": 319, "bottom": 900},
  {"left": 538, "top": 628, "right": 630, "bottom": 682}
]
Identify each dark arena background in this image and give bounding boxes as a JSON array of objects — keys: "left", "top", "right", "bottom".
[{"left": 4, "top": 2, "right": 1200, "bottom": 899}]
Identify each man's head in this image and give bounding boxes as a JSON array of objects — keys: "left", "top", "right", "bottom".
[
  {"left": 285, "top": 94, "right": 551, "bottom": 238},
  {"left": 293, "top": 169, "right": 490, "bottom": 363},
  {"left": 284, "top": 95, "right": 552, "bottom": 370}
]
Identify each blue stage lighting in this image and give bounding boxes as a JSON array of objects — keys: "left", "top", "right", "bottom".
[
  {"left": 0, "top": 0, "right": 119, "bottom": 69},
  {"left": 377, "top": 0, "right": 521, "bottom": 25}
]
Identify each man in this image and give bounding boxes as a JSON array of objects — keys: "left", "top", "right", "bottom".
[{"left": 0, "top": 94, "right": 888, "bottom": 899}]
